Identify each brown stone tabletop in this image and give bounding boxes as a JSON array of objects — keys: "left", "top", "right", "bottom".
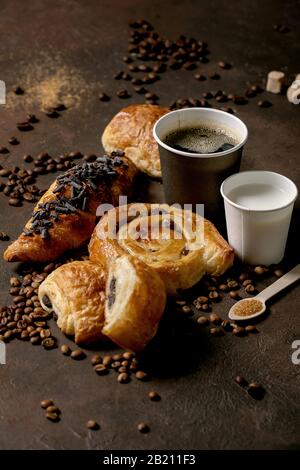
[{"left": 0, "top": 0, "right": 299, "bottom": 450}]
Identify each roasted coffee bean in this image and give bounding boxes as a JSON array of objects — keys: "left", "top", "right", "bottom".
[
  {"left": 219, "top": 284, "right": 229, "bottom": 292},
  {"left": 0, "top": 146, "right": 9, "bottom": 154},
  {"left": 131, "top": 77, "right": 143, "bottom": 85},
  {"left": 30, "top": 336, "right": 40, "bottom": 345},
  {"left": 136, "top": 370, "right": 148, "bottom": 381},
  {"left": 245, "top": 88, "right": 256, "bottom": 98},
  {"left": 14, "top": 86, "right": 24, "bottom": 95},
  {"left": 44, "top": 263, "right": 55, "bottom": 274},
  {"left": 45, "top": 109, "right": 60, "bottom": 118},
  {"left": 145, "top": 92, "right": 159, "bottom": 101},
  {"left": 229, "top": 290, "right": 239, "bottom": 299},
  {"left": 218, "top": 60, "right": 231, "bottom": 69},
  {"left": 209, "top": 72, "right": 220, "bottom": 80},
  {"left": 117, "top": 89, "right": 131, "bottom": 99},
  {"left": 245, "top": 325, "right": 258, "bottom": 333},
  {"left": 83, "top": 154, "right": 97, "bottom": 162},
  {"left": 248, "top": 382, "right": 265, "bottom": 399},
  {"left": 221, "top": 320, "right": 232, "bottom": 331},
  {"left": 112, "top": 353, "right": 123, "bottom": 361},
  {"left": 60, "top": 344, "right": 71, "bottom": 355},
  {"left": 235, "top": 375, "right": 248, "bottom": 387},
  {"left": 8, "top": 198, "right": 21, "bottom": 207},
  {"left": 102, "top": 356, "right": 112, "bottom": 366},
  {"left": 0, "top": 232, "right": 9, "bottom": 242},
  {"left": 123, "top": 351, "right": 135, "bottom": 361},
  {"left": 8, "top": 137, "right": 20, "bottom": 145},
  {"left": 137, "top": 422, "right": 150, "bottom": 433},
  {"left": 148, "top": 391, "right": 161, "bottom": 401},
  {"left": 86, "top": 420, "right": 99, "bottom": 430},
  {"left": 233, "top": 95, "right": 247, "bottom": 105},
  {"left": 111, "top": 361, "right": 121, "bottom": 369},
  {"left": 0, "top": 169, "right": 11, "bottom": 177},
  {"left": 20, "top": 330, "right": 29, "bottom": 340},
  {"left": 40, "top": 329, "right": 51, "bottom": 339},
  {"left": 46, "top": 412, "right": 60, "bottom": 422},
  {"left": 17, "top": 122, "right": 34, "bottom": 132},
  {"left": 27, "top": 114, "right": 39, "bottom": 123},
  {"left": 194, "top": 74, "right": 206, "bottom": 81},
  {"left": 118, "top": 366, "right": 128, "bottom": 374},
  {"left": 254, "top": 266, "right": 269, "bottom": 275},
  {"left": 245, "top": 284, "right": 256, "bottom": 294},
  {"left": 183, "top": 61, "right": 196, "bottom": 70},
  {"left": 274, "top": 268, "right": 284, "bottom": 277},
  {"left": 182, "top": 305, "right": 192, "bottom": 314},
  {"left": 209, "top": 291, "right": 220, "bottom": 301},
  {"left": 94, "top": 364, "right": 109, "bottom": 375},
  {"left": 227, "top": 280, "right": 239, "bottom": 290},
  {"left": 90, "top": 354, "right": 102, "bottom": 366},
  {"left": 134, "top": 86, "right": 147, "bottom": 94},
  {"left": 46, "top": 405, "right": 61, "bottom": 415},
  {"left": 118, "top": 372, "right": 130, "bottom": 384},
  {"left": 209, "top": 313, "right": 222, "bottom": 324},
  {"left": 70, "top": 349, "right": 86, "bottom": 360},
  {"left": 40, "top": 399, "right": 54, "bottom": 409},
  {"left": 210, "top": 327, "right": 225, "bottom": 337},
  {"left": 123, "top": 55, "right": 133, "bottom": 63},
  {"left": 99, "top": 92, "right": 110, "bottom": 102},
  {"left": 242, "top": 279, "right": 253, "bottom": 287},
  {"left": 197, "top": 315, "right": 209, "bottom": 326},
  {"left": 232, "top": 326, "right": 246, "bottom": 336},
  {"left": 257, "top": 100, "right": 272, "bottom": 108}
]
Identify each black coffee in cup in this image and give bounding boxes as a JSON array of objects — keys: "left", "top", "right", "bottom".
[{"left": 164, "top": 125, "right": 239, "bottom": 154}]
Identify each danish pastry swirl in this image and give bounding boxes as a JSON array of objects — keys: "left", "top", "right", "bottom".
[{"left": 89, "top": 203, "right": 234, "bottom": 295}]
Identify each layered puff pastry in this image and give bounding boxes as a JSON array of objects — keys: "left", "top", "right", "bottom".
[
  {"left": 4, "top": 153, "right": 138, "bottom": 263},
  {"left": 101, "top": 104, "right": 169, "bottom": 179},
  {"left": 39, "top": 261, "right": 106, "bottom": 345},
  {"left": 89, "top": 203, "right": 234, "bottom": 295},
  {"left": 103, "top": 255, "right": 166, "bottom": 352}
]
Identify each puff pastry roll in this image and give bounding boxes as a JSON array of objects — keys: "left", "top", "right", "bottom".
[
  {"left": 39, "top": 261, "right": 106, "bottom": 345},
  {"left": 89, "top": 203, "right": 234, "bottom": 295},
  {"left": 4, "top": 152, "right": 138, "bottom": 263},
  {"left": 103, "top": 255, "right": 166, "bottom": 352},
  {"left": 102, "top": 104, "right": 169, "bottom": 179}
]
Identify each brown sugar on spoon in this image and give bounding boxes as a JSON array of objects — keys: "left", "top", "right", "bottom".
[{"left": 231, "top": 298, "right": 263, "bottom": 318}]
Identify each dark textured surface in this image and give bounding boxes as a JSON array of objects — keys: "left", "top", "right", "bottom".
[{"left": 0, "top": 0, "right": 300, "bottom": 450}]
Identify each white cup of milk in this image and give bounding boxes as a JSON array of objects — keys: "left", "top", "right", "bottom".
[{"left": 220, "top": 171, "right": 298, "bottom": 265}]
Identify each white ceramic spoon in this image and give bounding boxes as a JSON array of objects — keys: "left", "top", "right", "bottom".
[{"left": 229, "top": 264, "right": 300, "bottom": 321}]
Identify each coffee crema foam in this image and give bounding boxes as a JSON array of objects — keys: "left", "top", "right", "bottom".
[{"left": 164, "top": 125, "right": 239, "bottom": 154}]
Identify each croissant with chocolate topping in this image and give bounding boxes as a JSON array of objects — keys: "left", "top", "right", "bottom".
[{"left": 4, "top": 152, "right": 138, "bottom": 263}]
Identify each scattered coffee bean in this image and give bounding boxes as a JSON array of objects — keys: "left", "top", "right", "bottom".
[
  {"left": 123, "top": 351, "right": 135, "bottom": 360},
  {"left": 86, "top": 420, "right": 99, "bottom": 430},
  {"left": 70, "top": 349, "right": 86, "bottom": 360},
  {"left": 118, "top": 372, "right": 130, "bottom": 384},
  {"left": 210, "top": 327, "right": 225, "bottom": 337},
  {"left": 45, "top": 109, "right": 60, "bottom": 118},
  {"left": 94, "top": 364, "right": 109, "bottom": 375},
  {"left": 245, "top": 284, "right": 256, "bottom": 294},
  {"left": 99, "top": 92, "right": 110, "bottom": 102},
  {"left": 242, "top": 279, "right": 253, "bottom": 287},
  {"left": 23, "top": 154, "right": 33, "bottom": 163},
  {"left": 61, "top": 344, "right": 71, "bottom": 355},
  {"left": 257, "top": 100, "right": 272, "bottom": 108},
  {"left": 117, "top": 89, "right": 131, "bottom": 99},
  {"left": 232, "top": 326, "right": 246, "bottom": 336},
  {"left": 209, "top": 313, "right": 222, "bottom": 324},
  {"left": 148, "top": 391, "right": 161, "bottom": 401},
  {"left": 8, "top": 137, "right": 20, "bottom": 145},
  {"left": 136, "top": 371, "right": 148, "bottom": 381},
  {"left": 137, "top": 422, "right": 150, "bottom": 433},
  {"left": 46, "top": 412, "right": 60, "bottom": 422},
  {"left": 197, "top": 316, "right": 209, "bottom": 326},
  {"left": 27, "top": 114, "right": 39, "bottom": 123},
  {"left": 229, "top": 290, "right": 239, "bottom": 299},
  {"left": 209, "top": 72, "right": 220, "bottom": 80},
  {"left": 0, "top": 146, "right": 9, "bottom": 154},
  {"left": 245, "top": 325, "right": 258, "bottom": 333},
  {"left": 254, "top": 266, "right": 269, "bottom": 276},
  {"left": 209, "top": 291, "right": 220, "bottom": 301},
  {"left": 46, "top": 405, "right": 61, "bottom": 415},
  {"left": 235, "top": 375, "right": 248, "bottom": 387},
  {"left": 40, "top": 399, "right": 54, "bottom": 409},
  {"left": 182, "top": 305, "right": 192, "bottom": 314},
  {"left": 248, "top": 382, "right": 265, "bottom": 399},
  {"left": 17, "top": 122, "right": 34, "bottom": 132},
  {"left": 218, "top": 60, "right": 231, "bottom": 69},
  {"left": 91, "top": 354, "right": 102, "bottom": 366},
  {"left": 0, "top": 168, "right": 12, "bottom": 177},
  {"left": 14, "top": 86, "right": 24, "bottom": 95},
  {"left": 274, "top": 268, "right": 284, "bottom": 277},
  {"left": 0, "top": 231, "right": 9, "bottom": 241},
  {"left": 194, "top": 73, "right": 206, "bottom": 81}
]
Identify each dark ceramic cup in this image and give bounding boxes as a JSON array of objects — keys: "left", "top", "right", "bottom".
[{"left": 153, "top": 108, "right": 248, "bottom": 222}]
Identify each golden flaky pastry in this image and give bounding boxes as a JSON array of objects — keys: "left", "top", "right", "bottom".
[
  {"left": 39, "top": 261, "right": 106, "bottom": 345},
  {"left": 4, "top": 153, "right": 138, "bottom": 263},
  {"left": 89, "top": 203, "right": 234, "bottom": 295},
  {"left": 101, "top": 104, "right": 169, "bottom": 178},
  {"left": 104, "top": 255, "right": 166, "bottom": 352}
]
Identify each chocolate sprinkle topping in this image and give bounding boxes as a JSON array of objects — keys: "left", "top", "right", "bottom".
[{"left": 23, "top": 151, "right": 126, "bottom": 239}]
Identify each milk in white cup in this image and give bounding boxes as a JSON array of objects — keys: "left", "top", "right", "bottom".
[{"left": 221, "top": 171, "right": 298, "bottom": 265}]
